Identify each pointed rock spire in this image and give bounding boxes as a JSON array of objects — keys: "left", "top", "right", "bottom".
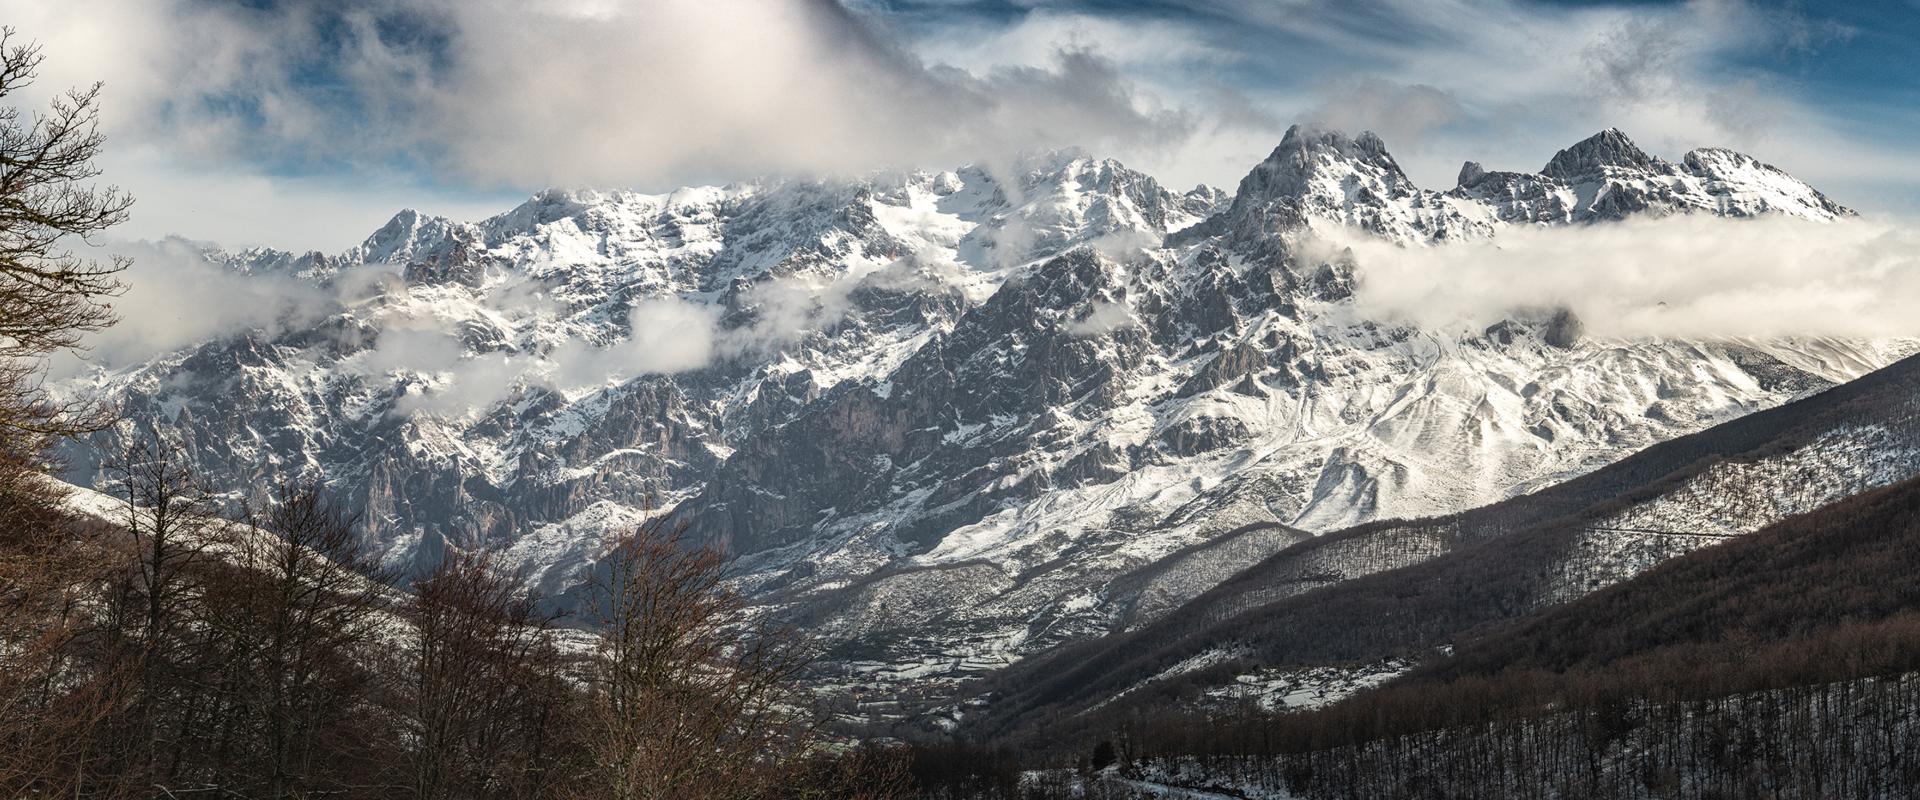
[
  {"left": 1541, "top": 128, "right": 1655, "bottom": 181},
  {"left": 1457, "top": 161, "right": 1488, "bottom": 187}
]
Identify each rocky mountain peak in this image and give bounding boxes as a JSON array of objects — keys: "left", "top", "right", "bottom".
[
  {"left": 488, "top": 187, "right": 622, "bottom": 234},
  {"left": 357, "top": 208, "right": 467, "bottom": 267},
  {"left": 1239, "top": 125, "right": 1411, "bottom": 200},
  {"left": 1541, "top": 127, "right": 1657, "bottom": 181},
  {"left": 1681, "top": 147, "right": 1855, "bottom": 218},
  {"left": 1012, "top": 146, "right": 1095, "bottom": 176},
  {"left": 1457, "top": 160, "right": 1489, "bottom": 187},
  {"left": 1197, "top": 125, "right": 1442, "bottom": 248}
]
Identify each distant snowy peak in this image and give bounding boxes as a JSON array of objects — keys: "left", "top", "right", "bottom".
[
  {"left": 1207, "top": 124, "right": 1492, "bottom": 247},
  {"left": 1455, "top": 127, "right": 1851, "bottom": 223},
  {"left": 1539, "top": 127, "right": 1656, "bottom": 181},
  {"left": 1677, "top": 147, "right": 1853, "bottom": 220},
  {"left": 215, "top": 127, "right": 1840, "bottom": 292},
  {"left": 1202, "top": 124, "right": 1850, "bottom": 251},
  {"left": 277, "top": 155, "right": 1223, "bottom": 305},
  {"left": 979, "top": 153, "right": 1221, "bottom": 253},
  {"left": 357, "top": 208, "right": 462, "bottom": 264},
  {"left": 1238, "top": 126, "right": 1415, "bottom": 201}
]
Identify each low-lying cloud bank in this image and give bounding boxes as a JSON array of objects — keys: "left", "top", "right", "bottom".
[
  {"left": 54, "top": 240, "right": 964, "bottom": 418},
  {"left": 1338, "top": 215, "right": 1920, "bottom": 340},
  {"left": 55, "top": 240, "right": 336, "bottom": 377},
  {"left": 356, "top": 256, "right": 955, "bottom": 417},
  {"left": 60, "top": 213, "right": 1920, "bottom": 418}
]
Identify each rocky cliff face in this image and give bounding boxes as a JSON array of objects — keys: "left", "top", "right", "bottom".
[{"left": 56, "top": 128, "right": 1907, "bottom": 704}]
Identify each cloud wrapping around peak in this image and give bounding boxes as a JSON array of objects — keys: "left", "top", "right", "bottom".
[
  {"left": 48, "top": 239, "right": 336, "bottom": 378},
  {"left": 335, "top": 255, "right": 938, "bottom": 419},
  {"left": 56, "top": 209, "right": 1920, "bottom": 422},
  {"left": 1337, "top": 215, "right": 1920, "bottom": 340}
]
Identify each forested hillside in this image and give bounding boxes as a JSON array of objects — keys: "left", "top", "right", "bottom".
[{"left": 919, "top": 473, "right": 1920, "bottom": 798}]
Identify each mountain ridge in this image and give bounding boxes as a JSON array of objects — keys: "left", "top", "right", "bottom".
[
  {"left": 54, "top": 126, "right": 1906, "bottom": 708},
  {"left": 963, "top": 349, "right": 1920, "bottom": 741}
]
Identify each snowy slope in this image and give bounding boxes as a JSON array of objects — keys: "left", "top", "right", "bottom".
[
  {"left": 54, "top": 126, "right": 1906, "bottom": 705},
  {"left": 967, "top": 353, "right": 1920, "bottom": 734}
]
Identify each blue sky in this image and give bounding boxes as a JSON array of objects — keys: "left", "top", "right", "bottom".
[{"left": 4, "top": 0, "right": 1916, "bottom": 249}]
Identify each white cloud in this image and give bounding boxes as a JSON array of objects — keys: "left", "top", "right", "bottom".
[
  {"left": 107, "top": 149, "right": 515, "bottom": 251},
  {"left": 58, "top": 211, "right": 1920, "bottom": 422},
  {"left": 47, "top": 239, "right": 335, "bottom": 377},
  {"left": 1064, "top": 300, "right": 1136, "bottom": 338},
  {"left": 3, "top": 0, "right": 1915, "bottom": 257},
  {"left": 912, "top": 9, "right": 1241, "bottom": 74},
  {"left": 544, "top": 299, "right": 722, "bottom": 393},
  {"left": 338, "top": 261, "right": 915, "bottom": 418},
  {"left": 1299, "top": 78, "right": 1468, "bottom": 161},
  {"left": 12, "top": 0, "right": 1192, "bottom": 190},
  {"left": 1338, "top": 215, "right": 1920, "bottom": 339},
  {"left": 0, "top": 0, "right": 1218, "bottom": 246},
  {"left": 1315, "top": 0, "right": 1920, "bottom": 200}
]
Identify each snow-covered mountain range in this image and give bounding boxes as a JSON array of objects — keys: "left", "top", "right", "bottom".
[{"left": 56, "top": 126, "right": 1908, "bottom": 702}]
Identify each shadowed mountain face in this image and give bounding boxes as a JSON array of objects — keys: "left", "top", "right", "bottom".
[
  {"left": 55, "top": 127, "right": 1909, "bottom": 704},
  {"left": 1000, "top": 467, "right": 1920, "bottom": 798},
  {"left": 965, "top": 351, "right": 1920, "bottom": 740},
  {"left": 1418, "top": 473, "right": 1920, "bottom": 693}
]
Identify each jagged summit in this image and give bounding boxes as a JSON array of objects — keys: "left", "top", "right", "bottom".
[
  {"left": 1236, "top": 124, "right": 1412, "bottom": 201},
  {"left": 336, "top": 126, "right": 1848, "bottom": 290},
  {"left": 1007, "top": 146, "right": 1096, "bottom": 174},
  {"left": 1195, "top": 124, "right": 1453, "bottom": 246},
  {"left": 1209, "top": 124, "right": 1853, "bottom": 231},
  {"left": 1274, "top": 124, "right": 1401, "bottom": 170},
  {"left": 357, "top": 207, "right": 469, "bottom": 267},
  {"left": 1541, "top": 127, "right": 1656, "bottom": 181}
]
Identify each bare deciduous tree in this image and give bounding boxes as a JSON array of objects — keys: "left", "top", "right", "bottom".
[
  {"left": 0, "top": 28, "right": 138, "bottom": 793},
  {"left": 0, "top": 437, "right": 137, "bottom": 799},
  {"left": 186, "top": 483, "right": 397, "bottom": 797},
  {"left": 406, "top": 549, "right": 572, "bottom": 800},
  {"left": 0, "top": 26, "right": 132, "bottom": 439},
  {"left": 574, "top": 522, "right": 815, "bottom": 800},
  {"left": 96, "top": 440, "right": 229, "bottom": 791}
]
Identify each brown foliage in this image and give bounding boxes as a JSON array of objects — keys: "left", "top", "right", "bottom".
[
  {"left": 572, "top": 521, "right": 818, "bottom": 800},
  {"left": 0, "top": 438, "right": 136, "bottom": 798},
  {"left": 4, "top": 444, "right": 916, "bottom": 799},
  {"left": 405, "top": 550, "right": 572, "bottom": 800}
]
